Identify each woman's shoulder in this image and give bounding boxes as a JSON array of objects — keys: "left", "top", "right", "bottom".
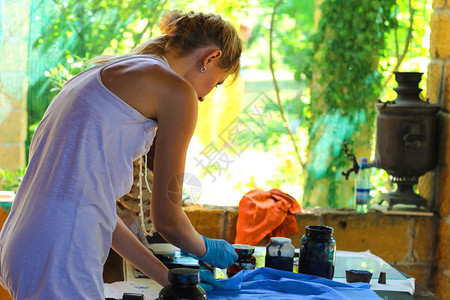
[
  {"left": 100, "top": 55, "right": 196, "bottom": 119},
  {"left": 108, "top": 56, "right": 191, "bottom": 92},
  {"left": 102, "top": 56, "right": 171, "bottom": 80},
  {"left": 133, "top": 57, "right": 197, "bottom": 107}
]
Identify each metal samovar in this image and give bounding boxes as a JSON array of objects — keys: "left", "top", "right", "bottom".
[{"left": 344, "top": 72, "right": 440, "bottom": 210}]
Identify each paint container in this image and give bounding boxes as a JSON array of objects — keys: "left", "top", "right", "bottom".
[
  {"left": 227, "top": 244, "right": 256, "bottom": 278},
  {"left": 265, "top": 237, "right": 295, "bottom": 272},
  {"left": 158, "top": 268, "right": 207, "bottom": 299},
  {"left": 298, "top": 225, "right": 336, "bottom": 279}
]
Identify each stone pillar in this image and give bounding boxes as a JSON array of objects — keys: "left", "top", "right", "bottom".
[
  {"left": 426, "top": 0, "right": 450, "bottom": 298},
  {"left": 0, "top": 0, "right": 31, "bottom": 172}
]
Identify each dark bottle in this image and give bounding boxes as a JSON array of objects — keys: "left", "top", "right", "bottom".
[
  {"left": 298, "top": 225, "right": 336, "bottom": 279},
  {"left": 226, "top": 244, "right": 256, "bottom": 278},
  {"left": 158, "top": 268, "right": 207, "bottom": 300},
  {"left": 265, "top": 237, "right": 295, "bottom": 272}
]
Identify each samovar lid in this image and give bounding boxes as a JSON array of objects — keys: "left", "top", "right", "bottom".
[{"left": 376, "top": 71, "right": 440, "bottom": 114}]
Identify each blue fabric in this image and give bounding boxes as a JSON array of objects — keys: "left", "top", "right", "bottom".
[{"left": 208, "top": 268, "right": 382, "bottom": 299}]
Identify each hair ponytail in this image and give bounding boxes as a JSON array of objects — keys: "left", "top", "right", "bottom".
[
  {"left": 160, "top": 11, "right": 242, "bottom": 76},
  {"left": 90, "top": 10, "right": 242, "bottom": 77}
]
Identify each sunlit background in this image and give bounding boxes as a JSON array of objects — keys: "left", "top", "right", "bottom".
[{"left": 0, "top": 0, "right": 433, "bottom": 208}]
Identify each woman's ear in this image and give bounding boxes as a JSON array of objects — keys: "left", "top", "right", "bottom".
[{"left": 204, "top": 49, "right": 222, "bottom": 65}]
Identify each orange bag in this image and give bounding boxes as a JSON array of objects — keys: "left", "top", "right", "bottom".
[{"left": 235, "top": 188, "right": 303, "bottom": 246}]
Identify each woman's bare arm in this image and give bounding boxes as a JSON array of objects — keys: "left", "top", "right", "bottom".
[
  {"left": 149, "top": 77, "right": 207, "bottom": 258},
  {"left": 111, "top": 217, "right": 169, "bottom": 286}
]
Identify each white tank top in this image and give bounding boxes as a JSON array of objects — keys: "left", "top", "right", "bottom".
[{"left": 0, "top": 55, "right": 164, "bottom": 299}]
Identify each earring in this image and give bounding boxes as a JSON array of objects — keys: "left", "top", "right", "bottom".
[{"left": 200, "top": 66, "right": 206, "bottom": 73}]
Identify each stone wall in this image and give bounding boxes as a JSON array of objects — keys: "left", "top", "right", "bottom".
[
  {"left": 0, "top": 0, "right": 30, "bottom": 171},
  {"left": 425, "top": 0, "right": 450, "bottom": 299}
]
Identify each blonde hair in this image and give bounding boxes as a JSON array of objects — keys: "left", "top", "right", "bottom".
[{"left": 90, "top": 10, "right": 243, "bottom": 77}]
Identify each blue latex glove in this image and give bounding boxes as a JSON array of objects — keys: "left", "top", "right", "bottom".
[
  {"left": 183, "top": 236, "right": 238, "bottom": 269},
  {"left": 200, "top": 236, "right": 238, "bottom": 269},
  {"left": 199, "top": 269, "right": 226, "bottom": 292}
]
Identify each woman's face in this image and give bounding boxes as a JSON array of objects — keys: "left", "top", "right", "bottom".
[{"left": 190, "top": 61, "right": 231, "bottom": 102}]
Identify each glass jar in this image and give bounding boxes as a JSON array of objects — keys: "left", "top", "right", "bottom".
[
  {"left": 298, "top": 225, "right": 336, "bottom": 279},
  {"left": 265, "top": 237, "right": 295, "bottom": 272},
  {"left": 226, "top": 244, "right": 256, "bottom": 278},
  {"left": 158, "top": 268, "right": 207, "bottom": 300}
]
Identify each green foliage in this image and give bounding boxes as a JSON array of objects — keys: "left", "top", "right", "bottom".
[
  {"left": 241, "top": 0, "right": 315, "bottom": 75},
  {"left": 300, "top": 0, "right": 397, "bottom": 207},
  {"left": 32, "top": 0, "right": 167, "bottom": 58},
  {"left": 44, "top": 60, "right": 86, "bottom": 97},
  {"left": 307, "top": 0, "right": 396, "bottom": 111},
  {"left": 276, "top": 0, "right": 315, "bottom": 81},
  {"left": 0, "top": 169, "right": 26, "bottom": 192}
]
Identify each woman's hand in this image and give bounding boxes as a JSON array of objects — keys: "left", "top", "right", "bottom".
[
  {"left": 198, "top": 236, "right": 238, "bottom": 269},
  {"left": 183, "top": 236, "right": 238, "bottom": 269}
]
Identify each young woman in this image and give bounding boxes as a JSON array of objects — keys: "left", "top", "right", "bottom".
[{"left": 0, "top": 10, "right": 242, "bottom": 299}]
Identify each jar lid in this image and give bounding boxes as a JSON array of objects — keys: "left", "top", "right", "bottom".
[
  {"left": 168, "top": 268, "right": 200, "bottom": 285},
  {"left": 232, "top": 244, "right": 255, "bottom": 255},
  {"left": 270, "top": 237, "right": 292, "bottom": 244},
  {"left": 305, "top": 225, "right": 334, "bottom": 238}
]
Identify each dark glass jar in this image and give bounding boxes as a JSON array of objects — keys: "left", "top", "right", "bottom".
[
  {"left": 158, "top": 268, "right": 207, "bottom": 300},
  {"left": 226, "top": 244, "right": 256, "bottom": 278},
  {"left": 298, "top": 225, "right": 336, "bottom": 279},
  {"left": 265, "top": 237, "right": 295, "bottom": 272}
]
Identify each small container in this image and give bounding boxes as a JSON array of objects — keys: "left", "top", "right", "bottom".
[
  {"left": 122, "top": 293, "right": 144, "bottom": 300},
  {"left": 355, "top": 157, "right": 371, "bottom": 213},
  {"left": 265, "top": 237, "right": 295, "bottom": 272},
  {"left": 346, "top": 269, "right": 373, "bottom": 283},
  {"left": 378, "top": 271, "right": 387, "bottom": 284},
  {"left": 158, "top": 268, "right": 207, "bottom": 300},
  {"left": 226, "top": 244, "right": 256, "bottom": 278},
  {"left": 298, "top": 225, "right": 336, "bottom": 279}
]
